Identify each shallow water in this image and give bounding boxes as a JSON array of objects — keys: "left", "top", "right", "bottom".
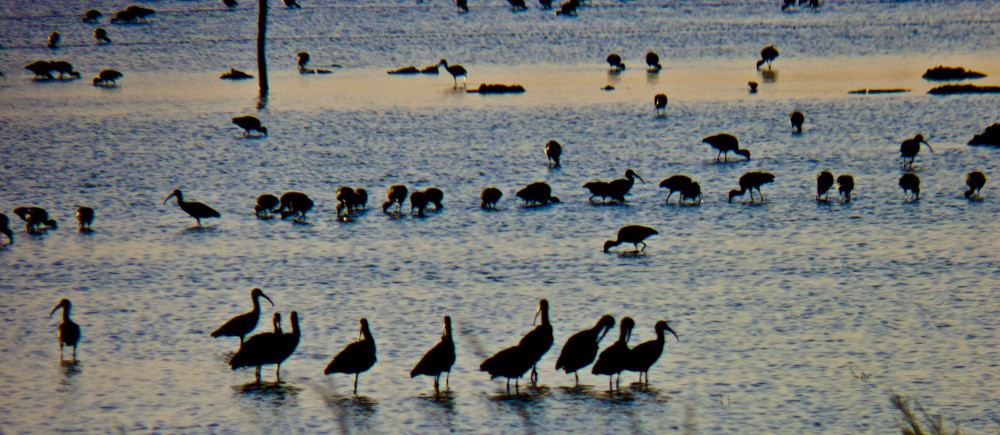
[{"left": 1, "top": 0, "right": 999, "bottom": 433}]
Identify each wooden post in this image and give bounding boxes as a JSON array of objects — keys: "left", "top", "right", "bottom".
[{"left": 257, "top": 0, "right": 268, "bottom": 95}]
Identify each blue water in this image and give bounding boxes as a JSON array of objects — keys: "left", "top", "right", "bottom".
[{"left": 1, "top": 0, "right": 998, "bottom": 433}]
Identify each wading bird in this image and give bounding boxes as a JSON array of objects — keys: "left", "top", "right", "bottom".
[
  {"left": 604, "top": 225, "right": 658, "bottom": 253},
  {"left": 627, "top": 320, "right": 678, "bottom": 384},
  {"left": 211, "top": 288, "right": 275, "bottom": 345},
  {"left": 254, "top": 194, "right": 279, "bottom": 218},
  {"left": 790, "top": 111, "right": 804, "bottom": 133},
  {"left": 703, "top": 133, "right": 750, "bottom": 162},
  {"left": 0, "top": 213, "right": 13, "bottom": 244},
  {"left": 83, "top": 9, "right": 103, "bottom": 22},
  {"left": 592, "top": 317, "right": 634, "bottom": 391},
  {"left": 296, "top": 51, "right": 310, "bottom": 71},
  {"left": 164, "top": 189, "right": 220, "bottom": 227},
  {"left": 277, "top": 191, "right": 313, "bottom": 221},
  {"left": 438, "top": 59, "right": 467, "bottom": 88},
  {"left": 410, "top": 316, "right": 456, "bottom": 395},
  {"left": 964, "top": 171, "right": 986, "bottom": 199},
  {"left": 837, "top": 174, "right": 855, "bottom": 202},
  {"left": 325, "top": 318, "right": 377, "bottom": 395},
  {"left": 410, "top": 190, "right": 429, "bottom": 217},
  {"left": 76, "top": 207, "right": 94, "bottom": 231},
  {"left": 680, "top": 181, "right": 703, "bottom": 205},
  {"left": 816, "top": 171, "right": 834, "bottom": 201},
  {"left": 92, "top": 69, "right": 123, "bottom": 86},
  {"left": 382, "top": 185, "right": 408, "bottom": 214},
  {"left": 607, "top": 169, "right": 645, "bottom": 203},
  {"left": 606, "top": 53, "right": 625, "bottom": 71},
  {"left": 24, "top": 60, "right": 54, "bottom": 80},
  {"left": 481, "top": 187, "right": 503, "bottom": 209},
  {"left": 516, "top": 182, "right": 559, "bottom": 206},
  {"left": 555, "top": 315, "right": 615, "bottom": 385},
  {"left": 756, "top": 45, "right": 779, "bottom": 70},
  {"left": 654, "top": 93, "right": 668, "bottom": 116},
  {"left": 50, "top": 61, "right": 80, "bottom": 80},
  {"left": 230, "top": 311, "right": 299, "bottom": 383},
  {"left": 660, "top": 175, "right": 693, "bottom": 204},
  {"left": 232, "top": 115, "right": 267, "bottom": 137},
  {"left": 646, "top": 51, "right": 662, "bottom": 72},
  {"left": 518, "top": 299, "right": 554, "bottom": 384},
  {"left": 456, "top": 0, "right": 469, "bottom": 13},
  {"left": 424, "top": 187, "right": 444, "bottom": 210},
  {"left": 48, "top": 32, "right": 60, "bottom": 49},
  {"left": 49, "top": 299, "right": 81, "bottom": 362},
  {"left": 899, "top": 173, "right": 920, "bottom": 201},
  {"left": 13, "top": 206, "right": 58, "bottom": 233},
  {"left": 900, "top": 134, "right": 933, "bottom": 168},
  {"left": 94, "top": 28, "right": 111, "bottom": 44},
  {"left": 729, "top": 172, "right": 775, "bottom": 203},
  {"left": 545, "top": 140, "right": 562, "bottom": 167}
]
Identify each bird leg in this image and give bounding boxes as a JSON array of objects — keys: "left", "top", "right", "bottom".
[
  {"left": 255, "top": 365, "right": 261, "bottom": 383},
  {"left": 446, "top": 371, "right": 450, "bottom": 390},
  {"left": 354, "top": 373, "right": 359, "bottom": 395},
  {"left": 574, "top": 372, "right": 579, "bottom": 386},
  {"left": 59, "top": 343, "right": 65, "bottom": 361},
  {"left": 530, "top": 366, "right": 538, "bottom": 385},
  {"left": 72, "top": 345, "right": 77, "bottom": 362},
  {"left": 433, "top": 376, "right": 440, "bottom": 395},
  {"left": 276, "top": 364, "right": 281, "bottom": 383}
]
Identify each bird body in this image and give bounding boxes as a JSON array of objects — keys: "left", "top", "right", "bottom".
[
  {"left": 481, "top": 187, "right": 503, "bottom": 209},
  {"left": 965, "top": 171, "right": 987, "bottom": 199},
  {"left": 756, "top": 45, "right": 779, "bottom": 70},
  {"left": 14, "top": 206, "right": 58, "bottom": 233},
  {"left": 296, "top": 51, "right": 310, "bottom": 71},
  {"left": 50, "top": 61, "right": 80, "bottom": 80},
  {"left": 659, "top": 176, "right": 694, "bottom": 205},
  {"left": 837, "top": 174, "right": 855, "bottom": 202},
  {"left": 604, "top": 225, "right": 658, "bottom": 253},
  {"left": 555, "top": 315, "right": 615, "bottom": 384},
  {"left": 94, "top": 28, "right": 111, "bottom": 44},
  {"left": 646, "top": 51, "right": 662, "bottom": 72},
  {"left": 164, "top": 189, "right": 220, "bottom": 227},
  {"left": 654, "top": 93, "right": 668, "bottom": 116},
  {"left": 545, "top": 140, "right": 562, "bottom": 167},
  {"left": 900, "top": 134, "right": 933, "bottom": 168},
  {"left": 424, "top": 187, "right": 444, "bottom": 210},
  {"left": 211, "top": 288, "right": 274, "bottom": 345},
  {"left": 592, "top": 317, "right": 634, "bottom": 390},
  {"left": 410, "top": 316, "right": 456, "bottom": 394},
  {"left": 729, "top": 172, "right": 775, "bottom": 203},
  {"left": 508, "top": 0, "right": 527, "bottom": 11},
  {"left": 456, "top": 0, "right": 469, "bottom": 13},
  {"left": 50, "top": 299, "right": 81, "bottom": 361},
  {"left": 230, "top": 311, "right": 300, "bottom": 382},
  {"left": 516, "top": 182, "right": 559, "bottom": 206},
  {"left": 583, "top": 181, "right": 612, "bottom": 203},
  {"left": 255, "top": 194, "right": 279, "bottom": 218},
  {"left": 480, "top": 345, "right": 534, "bottom": 393},
  {"left": 277, "top": 191, "right": 312, "bottom": 221},
  {"left": 607, "top": 169, "right": 645, "bottom": 203},
  {"left": 899, "top": 173, "right": 920, "bottom": 201},
  {"left": 0, "top": 213, "right": 13, "bottom": 244},
  {"left": 627, "top": 320, "right": 678, "bottom": 384},
  {"left": 606, "top": 53, "right": 625, "bottom": 71},
  {"left": 325, "top": 318, "right": 377, "bottom": 395},
  {"left": 382, "top": 185, "right": 408, "bottom": 214},
  {"left": 680, "top": 181, "right": 703, "bottom": 205},
  {"left": 48, "top": 32, "right": 60, "bottom": 49},
  {"left": 76, "top": 207, "right": 94, "bottom": 231},
  {"left": 556, "top": 0, "right": 578, "bottom": 15},
  {"left": 703, "top": 133, "right": 750, "bottom": 162},
  {"left": 93, "top": 69, "right": 123, "bottom": 86},
  {"left": 816, "top": 171, "right": 834, "bottom": 201},
  {"left": 410, "top": 190, "right": 429, "bottom": 217},
  {"left": 283, "top": 0, "right": 302, "bottom": 8},
  {"left": 83, "top": 9, "right": 103, "bottom": 22},
  {"left": 25, "top": 60, "right": 55, "bottom": 79},
  {"left": 438, "top": 59, "right": 467, "bottom": 88},
  {"left": 518, "top": 299, "right": 554, "bottom": 384},
  {"left": 232, "top": 115, "right": 267, "bottom": 137},
  {"left": 790, "top": 111, "right": 804, "bottom": 133}
]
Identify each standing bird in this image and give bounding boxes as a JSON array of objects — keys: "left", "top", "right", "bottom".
[
  {"left": 518, "top": 299, "right": 554, "bottom": 385},
  {"left": 607, "top": 169, "right": 646, "bottom": 203},
  {"left": 900, "top": 134, "right": 933, "bottom": 168},
  {"left": 47, "top": 32, "right": 60, "bottom": 49},
  {"left": 438, "top": 59, "right": 467, "bottom": 88},
  {"left": 410, "top": 190, "right": 429, "bottom": 217},
  {"left": 410, "top": 316, "right": 456, "bottom": 395},
  {"left": 703, "top": 133, "right": 751, "bottom": 162},
  {"left": 659, "top": 175, "right": 693, "bottom": 204},
  {"left": 481, "top": 187, "right": 503, "bottom": 209},
  {"left": 0, "top": 213, "right": 13, "bottom": 245},
  {"left": 232, "top": 115, "right": 267, "bottom": 137},
  {"left": 816, "top": 171, "right": 834, "bottom": 201},
  {"left": 456, "top": 0, "right": 469, "bottom": 13},
  {"left": 382, "top": 184, "right": 408, "bottom": 214},
  {"left": 555, "top": 315, "right": 615, "bottom": 385},
  {"left": 899, "top": 173, "right": 921, "bottom": 201},
  {"left": 211, "top": 288, "right": 275, "bottom": 344},
  {"left": 583, "top": 180, "right": 612, "bottom": 203},
  {"left": 729, "top": 172, "right": 776, "bottom": 203},
  {"left": 680, "top": 182, "right": 703, "bottom": 205},
  {"left": 964, "top": 171, "right": 987, "bottom": 199},
  {"left": 645, "top": 51, "right": 662, "bottom": 72},
  {"left": 756, "top": 45, "right": 779, "bottom": 70},
  {"left": 76, "top": 206, "right": 94, "bottom": 231},
  {"left": 606, "top": 53, "right": 625, "bottom": 71},
  {"left": 837, "top": 174, "right": 855, "bottom": 202},
  {"left": 748, "top": 81, "right": 759, "bottom": 93},
  {"left": 94, "top": 28, "right": 111, "bottom": 44},
  {"left": 790, "top": 111, "right": 804, "bottom": 133},
  {"left": 163, "top": 189, "right": 221, "bottom": 227},
  {"left": 654, "top": 93, "right": 668, "bottom": 117},
  {"left": 50, "top": 61, "right": 80, "bottom": 80},
  {"left": 230, "top": 311, "right": 300, "bottom": 383},
  {"left": 92, "top": 69, "right": 123, "bottom": 87},
  {"left": 254, "top": 194, "right": 279, "bottom": 218},
  {"left": 49, "top": 299, "right": 81, "bottom": 362},
  {"left": 604, "top": 225, "right": 658, "bottom": 253},
  {"left": 480, "top": 344, "right": 534, "bottom": 395},
  {"left": 296, "top": 51, "right": 310, "bottom": 71},
  {"left": 592, "top": 317, "right": 635, "bottom": 391},
  {"left": 325, "top": 318, "right": 378, "bottom": 395},
  {"left": 516, "top": 182, "right": 559, "bottom": 206},
  {"left": 545, "top": 140, "right": 562, "bottom": 167},
  {"left": 627, "top": 320, "right": 678, "bottom": 385}
]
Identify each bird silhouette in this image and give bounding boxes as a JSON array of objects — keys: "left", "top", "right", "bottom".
[
  {"left": 424, "top": 187, "right": 444, "bottom": 210},
  {"left": 283, "top": 0, "right": 302, "bottom": 8},
  {"left": 13, "top": 206, "right": 58, "bottom": 233},
  {"left": 964, "top": 171, "right": 987, "bottom": 199},
  {"left": 232, "top": 115, "right": 267, "bottom": 137},
  {"left": 545, "top": 140, "right": 562, "bottom": 167},
  {"left": 606, "top": 53, "right": 625, "bottom": 71},
  {"left": 481, "top": 187, "right": 503, "bottom": 209},
  {"left": 680, "top": 181, "right": 703, "bottom": 205},
  {"left": 456, "top": 0, "right": 469, "bottom": 13},
  {"left": 627, "top": 320, "right": 678, "bottom": 385},
  {"left": 277, "top": 191, "right": 313, "bottom": 221},
  {"left": 604, "top": 225, "right": 658, "bottom": 253},
  {"left": 82, "top": 9, "right": 103, "bottom": 22},
  {"left": 729, "top": 172, "right": 775, "bottom": 203},
  {"left": 518, "top": 299, "right": 554, "bottom": 385},
  {"left": 555, "top": 0, "right": 578, "bottom": 15},
  {"left": 555, "top": 315, "right": 615, "bottom": 385},
  {"left": 410, "top": 316, "right": 456, "bottom": 395},
  {"left": 816, "top": 171, "right": 834, "bottom": 201},
  {"left": 748, "top": 81, "right": 759, "bottom": 93},
  {"left": 703, "top": 133, "right": 750, "bottom": 162},
  {"left": 50, "top": 61, "right": 80, "bottom": 80},
  {"left": 163, "top": 189, "right": 220, "bottom": 227},
  {"left": 230, "top": 311, "right": 300, "bottom": 383},
  {"left": 790, "top": 111, "right": 804, "bottom": 133},
  {"left": 837, "top": 174, "right": 855, "bottom": 202},
  {"left": 438, "top": 59, "right": 467, "bottom": 88},
  {"left": 49, "top": 299, "right": 81, "bottom": 362},
  {"left": 592, "top": 317, "right": 635, "bottom": 391},
  {"left": 508, "top": 0, "right": 527, "bottom": 11},
  {"left": 608, "top": 169, "right": 645, "bottom": 203},
  {"left": 480, "top": 344, "right": 534, "bottom": 395},
  {"left": 0, "top": 213, "right": 13, "bottom": 244},
  {"left": 25, "top": 60, "right": 54, "bottom": 80},
  {"left": 222, "top": 0, "right": 239, "bottom": 8},
  {"left": 94, "top": 28, "right": 111, "bottom": 44},
  {"left": 582, "top": 180, "right": 613, "bottom": 203},
  {"left": 92, "top": 69, "right": 123, "bottom": 87},
  {"left": 325, "top": 318, "right": 378, "bottom": 395},
  {"left": 756, "top": 45, "right": 779, "bottom": 70},
  {"left": 654, "top": 93, "right": 668, "bottom": 116},
  {"left": 76, "top": 207, "right": 94, "bottom": 231},
  {"left": 899, "top": 173, "right": 920, "bottom": 201},
  {"left": 900, "top": 134, "right": 933, "bottom": 168},
  {"left": 410, "top": 190, "right": 429, "bottom": 217},
  {"left": 254, "top": 194, "right": 279, "bottom": 218},
  {"left": 516, "top": 182, "right": 559, "bottom": 206},
  {"left": 48, "top": 32, "right": 60, "bottom": 49},
  {"left": 211, "top": 288, "right": 274, "bottom": 345},
  {"left": 382, "top": 185, "right": 408, "bottom": 214},
  {"left": 646, "top": 51, "right": 662, "bottom": 72},
  {"left": 297, "top": 51, "right": 310, "bottom": 71},
  {"left": 659, "top": 175, "right": 693, "bottom": 204}
]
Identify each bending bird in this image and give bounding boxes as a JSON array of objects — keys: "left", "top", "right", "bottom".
[
  {"left": 964, "top": 171, "right": 987, "bottom": 199},
  {"left": 729, "top": 172, "right": 775, "bottom": 203},
  {"left": 592, "top": 317, "right": 634, "bottom": 391},
  {"left": 232, "top": 115, "right": 267, "bottom": 137},
  {"left": 604, "top": 225, "right": 658, "bottom": 253},
  {"left": 703, "top": 133, "right": 750, "bottom": 162}
]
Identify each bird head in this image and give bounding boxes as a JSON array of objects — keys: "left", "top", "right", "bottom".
[
  {"left": 163, "top": 189, "right": 181, "bottom": 204},
  {"left": 259, "top": 126, "right": 268, "bottom": 136},
  {"left": 533, "top": 299, "right": 549, "bottom": 325},
  {"left": 916, "top": 134, "right": 934, "bottom": 153},
  {"left": 251, "top": 288, "right": 274, "bottom": 307},
  {"left": 49, "top": 298, "right": 71, "bottom": 318},
  {"left": 728, "top": 189, "right": 743, "bottom": 203},
  {"left": 735, "top": 149, "right": 751, "bottom": 160},
  {"left": 597, "top": 315, "right": 616, "bottom": 342},
  {"left": 603, "top": 240, "right": 617, "bottom": 253},
  {"left": 658, "top": 320, "right": 679, "bottom": 342},
  {"left": 621, "top": 317, "right": 635, "bottom": 342},
  {"left": 438, "top": 59, "right": 448, "bottom": 67},
  {"left": 626, "top": 169, "right": 645, "bottom": 184}
]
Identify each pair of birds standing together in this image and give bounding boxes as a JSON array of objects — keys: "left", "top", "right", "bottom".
[{"left": 606, "top": 52, "right": 664, "bottom": 72}]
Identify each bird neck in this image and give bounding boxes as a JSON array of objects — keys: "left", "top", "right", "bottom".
[{"left": 62, "top": 307, "right": 72, "bottom": 322}]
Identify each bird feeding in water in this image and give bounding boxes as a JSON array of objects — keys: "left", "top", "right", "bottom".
[
  {"left": 382, "top": 185, "right": 408, "bottom": 214},
  {"left": 410, "top": 316, "right": 456, "bottom": 395},
  {"left": 92, "top": 69, "right": 123, "bottom": 87},
  {"left": 516, "top": 182, "right": 559, "bottom": 206},
  {"left": 163, "top": 189, "right": 221, "bottom": 227},
  {"left": 626, "top": 320, "right": 678, "bottom": 385},
  {"left": 277, "top": 191, "right": 313, "bottom": 222},
  {"left": 438, "top": 59, "right": 467, "bottom": 88},
  {"left": 229, "top": 311, "right": 300, "bottom": 383},
  {"left": 816, "top": 171, "right": 834, "bottom": 201},
  {"left": 232, "top": 115, "right": 267, "bottom": 137},
  {"left": 324, "top": 318, "right": 378, "bottom": 395},
  {"left": 756, "top": 45, "right": 779, "bottom": 70},
  {"left": 555, "top": 315, "right": 615, "bottom": 385},
  {"left": 49, "top": 298, "right": 81, "bottom": 362},
  {"left": 654, "top": 93, "right": 668, "bottom": 117},
  {"left": 660, "top": 175, "right": 694, "bottom": 204},
  {"left": 900, "top": 134, "right": 933, "bottom": 168},
  {"left": 899, "top": 173, "right": 921, "bottom": 201},
  {"left": 254, "top": 194, "right": 279, "bottom": 218},
  {"left": 606, "top": 53, "right": 625, "bottom": 71},
  {"left": 964, "top": 171, "right": 987, "bottom": 200},
  {"left": 76, "top": 206, "right": 94, "bottom": 231},
  {"left": 545, "top": 140, "right": 562, "bottom": 167},
  {"left": 604, "top": 225, "right": 658, "bottom": 253},
  {"left": 211, "top": 288, "right": 275, "bottom": 345},
  {"left": 729, "top": 172, "right": 776, "bottom": 203},
  {"left": 94, "top": 28, "right": 111, "bottom": 44},
  {"left": 481, "top": 187, "right": 503, "bottom": 209},
  {"left": 837, "top": 174, "right": 855, "bottom": 203},
  {"left": 645, "top": 51, "right": 662, "bottom": 72},
  {"left": 13, "top": 206, "right": 58, "bottom": 233},
  {"left": 703, "top": 133, "right": 750, "bottom": 162},
  {"left": 790, "top": 111, "right": 804, "bottom": 133}
]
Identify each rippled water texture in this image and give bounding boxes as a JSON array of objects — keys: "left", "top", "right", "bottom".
[{"left": 1, "top": 0, "right": 998, "bottom": 433}]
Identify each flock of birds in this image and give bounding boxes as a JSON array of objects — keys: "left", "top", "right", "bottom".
[{"left": 48, "top": 290, "right": 678, "bottom": 395}]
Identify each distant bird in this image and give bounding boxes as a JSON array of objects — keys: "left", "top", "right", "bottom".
[
  {"left": 545, "top": 140, "right": 562, "bottom": 167},
  {"left": 748, "top": 81, "right": 759, "bottom": 93},
  {"left": 607, "top": 169, "right": 645, "bottom": 203},
  {"left": 781, "top": 0, "right": 795, "bottom": 11},
  {"left": 837, "top": 174, "right": 855, "bottom": 202},
  {"left": 516, "top": 182, "right": 559, "bottom": 206},
  {"left": 627, "top": 320, "right": 678, "bottom": 384},
  {"left": 230, "top": 311, "right": 300, "bottom": 383},
  {"left": 0, "top": 213, "right": 12, "bottom": 245},
  {"left": 110, "top": 5, "right": 155, "bottom": 23},
  {"left": 592, "top": 317, "right": 635, "bottom": 391},
  {"left": 163, "top": 189, "right": 221, "bottom": 227},
  {"left": 410, "top": 190, "right": 429, "bottom": 217},
  {"left": 336, "top": 186, "right": 367, "bottom": 217},
  {"left": 964, "top": 171, "right": 987, "bottom": 199},
  {"left": 410, "top": 316, "right": 456, "bottom": 395},
  {"left": 50, "top": 61, "right": 80, "bottom": 80},
  {"left": 277, "top": 192, "right": 313, "bottom": 221},
  {"left": 438, "top": 59, "right": 467, "bottom": 88},
  {"left": 790, "top": 111, "right": 804, "bottom": 133},
  {"left": 538, "top": 0, "right": 553, "bottom": 9},
  {"left": 13, "top": 206, "right": 58, "bottom": 233},
  {"left": 48, "top": 32, "right": 60, "bottom": 49},
  {"left": 382, "top": 185, "right": 408, "bottom": 214},
  {"left": 424, "top": 187, "right": 444, "bottom": 210},
  {"left": 232, "top": 115, "right": 267, "bottom": 137},
  {"left": 899, "top": 173, "right": 920, "bottom": 201},
  {"left": 456, "top": 0, "right": 469, "bottom": 13},
  {"left": 680, "top": 181, "right": 703, "bottom": 205},
  {"left": 325, "top": 318, "right": 378, "bottom": 395},
  {"left": 816, "top": 171, "right": 834, "bottom": 201},
  {"left": 283, "top": 0, "right": 302, "bottom": 8},
  {"left": 254, "top": 194, "right": 279, "bottom": 218},
  {"left": 604, "top": 225, "right": 658, "bottom": 253},
  {"left": 0, "top": 71, "right": 5, "bottom": 80},
  {"left": 606, "top": 53, "right": 625, "bottom": 71},
  {"left": 220, "top": 68, "right": 253, "bottom": 80},
  {"left": 24, "top": 60, "right": 54, "bottom": 79},
  {"left": 654, "top": 93, "right": 668, "bottom": 116},
  {"left": 222, "top": 0, "right": 239, "bottom": 8},
  {"left": 704, "top": 133, "right": 750, "bottom": 162},
  {"left": 645, "top": 51, "right": 662, "bottom": 72},
  {"left": 480, "top": 343, "right": 534, "bottom": 394},
  {"left": 92, "top": 69, "right": 123, "bottom": 86},
  {"left": 582, "top": 180, "right": 612, "bottom": 203},
  {"left": 211, "top": 288, "right": 275, "bottom": 345},
  {"left": 354, "top": 189, "right": 368, "bottom": 210},
  {"left": 756, "top": 45, "right": 779, "bottom": 70},
  {"left": 481, "top": 187, "right": 503, "bottom": 209},
  {"left": 900, "top": 134, "right": 933, "bottom": 168},
  {"left": 94, "top": 27, "right": 111, "bottom": 44},
  {"left": 555, "top": 315, "right": 615, "bottom": 385},
  {"left": 518, "top": 299, "right": 554, "bottom": 384},
  {"left": 83, "top": 9, "right": 103, "bottom": 22},
  {"left": 729, "top": 172, "right": 776, "bottom": 203},
  {"left": 555, "top": 0, "right": 578, "bottom": 15},
  {"left": 296, "top": 51, "right": 310, "bottom": 71},
  {"left": 76, "top": 207, "right": 94, "bottom": 231},
  {"left": 49, "top": 298, "right": 81, "bottom": 362},
  {"left": 508, "top": 0, "right": 527, "bottom": 11}
]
